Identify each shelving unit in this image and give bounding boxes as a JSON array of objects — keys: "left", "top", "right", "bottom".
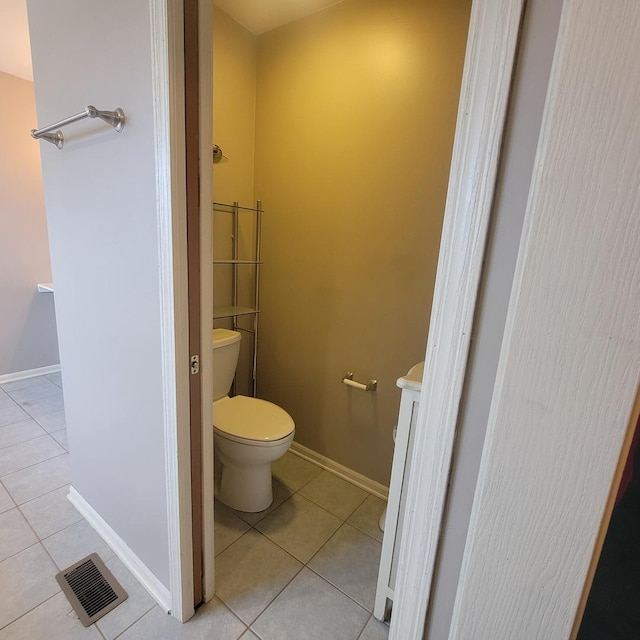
[
  {"left": 213, "top": 200, "right": 263, "bottom": 397},
  {"left": 374, "top": 361, "right": 424, "bottom": 621}
]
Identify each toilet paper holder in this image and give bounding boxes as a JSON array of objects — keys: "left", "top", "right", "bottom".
[{"left": 341, "top": 372, "right": 377, "bottom": 392}]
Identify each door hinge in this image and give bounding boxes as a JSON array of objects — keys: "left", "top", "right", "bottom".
[{"left": 190, "top": 355, "right": 200, "bottom": 375}]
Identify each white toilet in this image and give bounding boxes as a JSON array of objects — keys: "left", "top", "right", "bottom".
[{"left": 212, "top": 328, "right": 295, "bottom": 512}]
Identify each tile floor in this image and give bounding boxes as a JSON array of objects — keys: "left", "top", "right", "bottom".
[{"left": 0, "top": 373, "right": 390, "bottom": 639}]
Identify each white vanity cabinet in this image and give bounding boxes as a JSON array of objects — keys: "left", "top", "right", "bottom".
[{"left": 374, "top": 361, "right": 424, "bottom": 621}]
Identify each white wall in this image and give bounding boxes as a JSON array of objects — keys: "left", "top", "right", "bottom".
[
  {"left": 27, "top": 0, "right": 172, "bottom": 588},
  {"left": 424, "top": 1, "right": 563, "bottom": 636},
  {"left": 0, "top": 71, "right": 59, "bottom": 376}
]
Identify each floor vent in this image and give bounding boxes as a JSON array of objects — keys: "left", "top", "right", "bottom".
[{"left": 56, "top": 553, "right": 128, "bottom": 627}]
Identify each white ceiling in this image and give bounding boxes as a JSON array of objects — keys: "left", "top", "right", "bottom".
[
  {"left": 0, "top": 0, "right": 344, "bottom": 83},
  {"left": 213, "top": 0, "right": 345, "bottom": 35},
  {"left": 0, "top": 0, "right": 32, "bottom": 81}
]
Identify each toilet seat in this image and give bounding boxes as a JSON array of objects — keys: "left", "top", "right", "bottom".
[{"left": 213, "top": 395, "right": 295, "bottom": 444}]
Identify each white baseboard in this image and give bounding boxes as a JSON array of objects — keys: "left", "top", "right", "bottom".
[
  {"left": 290, "top": 442, "right": 389, "bottom": 500},
  {"left": 0, "top": 364, "right": 61, "bottom": 385},
  {"left": 68, "top": 486, "right": 172, "bottom": 614}
]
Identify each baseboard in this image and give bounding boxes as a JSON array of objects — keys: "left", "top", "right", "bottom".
[
  {"left": 290, "top": 442, "right": 389, "bottom": 500},
  {"left": 68, "top": 486, "right": 172, "bottom": 613},
  {"left": 0, "top": 364, "right": 61, "bottom": 385}
]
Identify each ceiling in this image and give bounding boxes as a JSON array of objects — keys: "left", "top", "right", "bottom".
[
  {"left": 213, "top": 0, "right": 345, "bottom": 35},
  {"left": 0, "top": 0, "right": 345, "bottom": 82}
]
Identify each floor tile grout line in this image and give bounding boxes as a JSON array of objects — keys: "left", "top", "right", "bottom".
[
  {"left": 297, "top": 487, "right": 369, "bottom": 523},
  {"left": 111, "top": 604, "right": 158, "bottom": 639},
  {"left": 39, "top": 516, "right": 116, "bottom": 571},
  {"left": 45, "top": 375, "right": 64, "bottom": 390},
  {"left": 36, "top": 501, "right": 86, "bottom": 545},
  {"left": 274, "top": 474, "right": 378, "bottom": 531},
  {"left": 17, "top": 489, "right": 82, "bottom": 543},
  {"left": 225, "top": 483, "right": 376, "bottom": 536},
  {"left": 0, "top": 450, "right": 69, "bottom": 486},
  {"left": 14, "top": 496, "right": 47, "bottom": 543},
  {"left": 106, "top": 600, "right": 158, "bottom": 639},
  {"left": 0, "top": 538, "right": 42, "bottom": 564},
  {"left": 250, "top": 510, "right": 342, "bottom": 566},
  {"left": 34, "top": 423, "right": 67, "bottom": 435},
  {"left": 356, "top": 613, "right": 379, "bottom": 640},
  {"left": 95, "top": 620, "right": 109, "bottom": 640},
  {"left": 0, "top": 428, "right": 55, "bottom": 453},
  {"left": 223, "top": 462, "right": 383, "bottom": 560},
  {"left": 0, "top": 446, "right": 68, "bottom": 482},
  {"left": 13, "top": 477, "right": 72, "bottom": 508},
  {"left": 0, "top": 430, "right": 64, "bottom": 456},
  {"left": 4, "top": 388, "right": 64, "bottom": 404},
  {"left": 300, "top": 510, "right": 384, "bottom": 613},
  {"left": 347, "top": 519, "right": 384, "bottom": 544},
  {"left": 221, "top": 558, "right": 306, "bottom": 629},
  {"left": 0, "top": 589, "right": 62, "bottom": 632},
  {"left": 247, "top": 523, "right": 312, "bottom": 567},
  {"left": 225, "top": 513, "right": 375, "bottom": 618},
  {"left": 0, "top": 393, "right": 25, "bottom": 410},
  {"left": 17, "top": 482, "right": 72, "bottom": 508},
  {"left": 305, "top": 562, "right": 374, "bottom": 615},
  {"left": 215, "top": 453, "right": 388, "bottom": 637},
  {"left": 218, "top": 598, "right": 252, "bottom": 635},
  {"left": 239, "top": 487, "right": 298, "bottom": 527},
  {"left": 0, "top": 477, "right": 17, "bottom": 511},
  {"left": 0, "top": 413, "right": 52, "bottom": 429},
  {"left": 244, "top": 563, "right": 371, "bottom": 638},
  {"left": 214, "top": 524, "right": 254, "bottom": 558},
  {"left": 40, "top": 530, "right": 65, "bottom": 571}
]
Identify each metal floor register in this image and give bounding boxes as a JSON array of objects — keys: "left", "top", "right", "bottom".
[{"left": 56, "top": 553, "right": 128, "bottom": 626}]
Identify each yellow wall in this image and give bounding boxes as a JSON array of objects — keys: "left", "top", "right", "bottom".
[
  {"left": 212, "top": 7, "right": 256, "bottom": 207},
  {"left": 212, "top": 9, "right": 258, "bottom": 394},
  {"left": 213, "top": 0, "right": 471, "bottom": 484},
  {"left": 253, "top": 0, "right": 470, "bottom": 484}
]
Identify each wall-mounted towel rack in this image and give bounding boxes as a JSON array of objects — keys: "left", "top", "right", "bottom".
[
  {"left": 342, "top": 372, "right": 378, "bottom": 392},
  {"left": 30, "top": 105, "right": 125, "bottom": 149}
]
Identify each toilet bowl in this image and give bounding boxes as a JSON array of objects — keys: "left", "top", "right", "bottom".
[{"left": 212, "top": 329, "right": 295, "bottom": 512}]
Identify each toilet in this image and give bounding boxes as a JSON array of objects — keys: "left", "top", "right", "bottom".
[{"left": 212, "top": 328, "right": 295, "bottom": 512}]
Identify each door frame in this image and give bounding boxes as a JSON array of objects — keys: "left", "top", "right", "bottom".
[
  {"left": 197, "top": 0, "right": 215, "bottom": 606},
  {"left": 447, "top": 1, "right": 640, "bottom": 637},
  {"left": 156, "top": 0, "right": 525, "bottom": 629},
  {"left": 389, "top": 0, "right": 525, "bottom": 637},
  {"left": 150, "top": 0, "right": 214, "bottom": 622},
  {"left": 151, "top": 0, "right": 193, "bottom": 622}
]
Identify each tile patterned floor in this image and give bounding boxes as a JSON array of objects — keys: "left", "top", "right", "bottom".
[
  {"left": 0, "top": 374, "right": 390, "bottom": 639},
  {"left": 214, "top": 454, "right": 390, "bottom": 639}
]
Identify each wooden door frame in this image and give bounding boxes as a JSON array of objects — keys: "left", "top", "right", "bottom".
[
  {"left": 182, "top": 0, "right": 214, "bottom": 610},
  {"left": 149, "top": 0, "right": 214, "bottom": 622},
  {"left": 156, "top": 0, "right": 525, "bottom": 629},
  {"left": 183, "top": 0, "right": 203, "bottom": 608},
  {"left": 197, "top": 0, "right": 215, "bottom": 606}
]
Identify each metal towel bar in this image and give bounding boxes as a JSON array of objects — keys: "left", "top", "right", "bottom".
[{"left": 31, "top": 105, "right": 125, "bottom": 149}]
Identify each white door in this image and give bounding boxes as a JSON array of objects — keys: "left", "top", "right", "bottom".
[{"left": 449, "top": 1, "right": 640, "bottom": 638}]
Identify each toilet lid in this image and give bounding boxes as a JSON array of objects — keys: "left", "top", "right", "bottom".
[{"left": 213, "top": 396, "right": 295, "bottom": 442}]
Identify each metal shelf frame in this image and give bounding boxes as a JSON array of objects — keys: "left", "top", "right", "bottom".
[{"left": 213, "top": 200, "right": 263, "bottom": 397}]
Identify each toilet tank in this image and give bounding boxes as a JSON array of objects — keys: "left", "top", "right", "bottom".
[{"left": 212, "top": 329, "right": 242, "bottom": 401}]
